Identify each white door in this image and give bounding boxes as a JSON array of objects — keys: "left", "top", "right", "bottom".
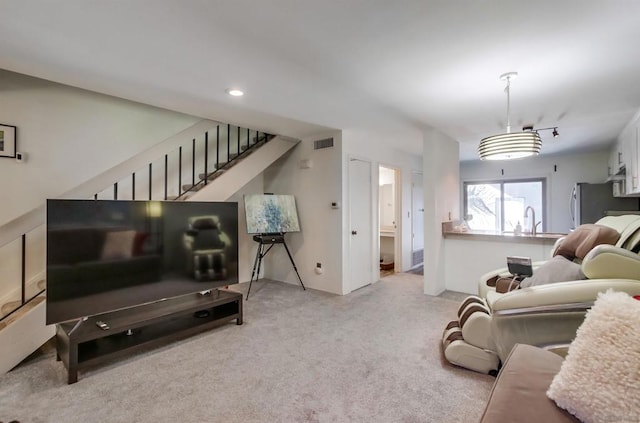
[
  {"left": 411, "top": 171, "right": 424, "bottom": 267},
  {"left": 349, "top": 157, "right": 373, "bottom": 291}
]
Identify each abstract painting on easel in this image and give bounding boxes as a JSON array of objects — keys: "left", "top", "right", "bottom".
[{"left": 244, "top": 194, "right": 301, "bottom": 234}]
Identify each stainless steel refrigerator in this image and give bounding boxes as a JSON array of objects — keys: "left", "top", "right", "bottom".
[{"left": 571, "top": 182, "right": 640, "bottom": 228}]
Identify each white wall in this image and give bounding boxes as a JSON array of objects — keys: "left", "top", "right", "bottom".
[
  {"left": 262, "top": 132, "right": 344, "bottom": 295},
  {"left": 460, "top": 150, "right": 610, "bottom": 233},
  {"left": 341, "top": 128, "right": 423, "bottom": 276},
  {"left": 227, "top": 174, "right": 264, "bottom": 284},
  {"left": 423, "top": 128, "right": 460, "bottom": 296},
  {"left": 0, "top": 70, "right": 203, "bottom": 313},
  {"left": 380, "top": 236, "right": 394, "bottom": 262},
  {"left": 0, "top": 69, "right": 200, "bottom": 226}
]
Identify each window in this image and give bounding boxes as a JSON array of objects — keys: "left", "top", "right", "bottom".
[{"left": 463, "top": 178, "right": 546, "bottom": 233}]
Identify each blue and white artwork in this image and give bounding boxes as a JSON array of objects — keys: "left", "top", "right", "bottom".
[{"left": 244, "top": 194, "right": 301, "bottom": 234}]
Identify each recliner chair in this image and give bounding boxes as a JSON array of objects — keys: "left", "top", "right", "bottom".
[
  {"left": 478, "top": 214, "right": 640, "bottom": 298},
  {"left": 442, "top": 215, "right": 640, "bottom": 374}
]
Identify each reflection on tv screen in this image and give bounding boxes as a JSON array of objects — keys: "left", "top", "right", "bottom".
[{"left": 46, "top": 199, "right": 239, "bottom": 324}]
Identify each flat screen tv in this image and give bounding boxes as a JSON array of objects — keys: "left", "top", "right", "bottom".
[
  {"left": 244, "top": 194, "right": 300, "bottom": 234},
  {"left": 46, "top": 199, "right": 239, "bottom": 324}
]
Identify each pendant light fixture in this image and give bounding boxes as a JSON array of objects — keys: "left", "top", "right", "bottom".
[{"left": 478, "top": 72, "right": 542, "bottom": 160}]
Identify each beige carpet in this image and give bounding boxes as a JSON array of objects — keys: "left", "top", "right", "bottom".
[{"left": 0, "top": 273, "right": 492, "bottom": 422}]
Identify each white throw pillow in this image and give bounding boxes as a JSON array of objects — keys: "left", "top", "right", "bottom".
[{"left": 546, "top": 290, "right": 640, "bottom": 423}]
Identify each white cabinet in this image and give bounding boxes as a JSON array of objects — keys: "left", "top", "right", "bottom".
[
  {"left": 616, "top": 115, "right": 640, "bottom": 196},
  {"left": 609, "top": 112, "right": 640, "bottom": 196},
  {"left": 620, "top": 126, "right": 633, "bottom": 193},
  {"left": 628, "top": 123, "right": 640, "bottom": 194},
  {"left": 608, "top": 147, "right": 616, "bottom": 177},
  {"left": 610, "top": 139, "right": 625, "bottom": 176}
]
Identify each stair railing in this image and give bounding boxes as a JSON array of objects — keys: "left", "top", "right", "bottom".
[
  {"left": 0, "top": 119, "right": 273, "bottom": 323},
  {"left": 94, "top": 123, "right": 272, "bottom": 201}
]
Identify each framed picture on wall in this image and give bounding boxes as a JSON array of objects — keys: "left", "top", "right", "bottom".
[{"left": 0, "top": 124, "right": 17, "bottom": 158}]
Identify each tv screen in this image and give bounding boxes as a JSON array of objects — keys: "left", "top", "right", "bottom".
[
  {"left": 244, "top": 194, "right": 300, "bottom": 234},
  {"left": 46, "top": 199, "right": 239, "bottom": 324}
]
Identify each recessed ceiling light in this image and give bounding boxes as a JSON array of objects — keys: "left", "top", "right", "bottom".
[{"left": 226, "top": 89, "right": 244, "bottom": 97}]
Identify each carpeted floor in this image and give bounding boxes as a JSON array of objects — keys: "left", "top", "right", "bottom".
[
  {"left": 407, "top": 265, "right": 424, "bottom": 275},
  {"left": 0, "top": 274, "right": 492, "bottom": 423}
]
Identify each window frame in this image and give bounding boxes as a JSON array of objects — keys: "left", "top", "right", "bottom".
[{"left": 463, "top": 177, "right": 547, "bottom": 233}]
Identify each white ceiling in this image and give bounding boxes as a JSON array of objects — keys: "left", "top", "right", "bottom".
[{"left": 1, "top": 1, "right": 640, "bottom": 161}]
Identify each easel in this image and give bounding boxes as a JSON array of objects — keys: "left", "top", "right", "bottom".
[{"left": 247, "top": 233, "right": 305, "bottom": 299}]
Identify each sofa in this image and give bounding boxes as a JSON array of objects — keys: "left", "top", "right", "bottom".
[
  {"left": 479, "top": 344, "right": 579, "bottom": 423},
  {"left": 479, "top": 290, "right": 639, "bottom": 423},
  {"left": 47, "top": 227, "right": 162, "bottom": 301}
]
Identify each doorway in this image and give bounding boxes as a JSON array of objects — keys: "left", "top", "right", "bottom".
[
  {"left": 348, "top": 157, "right": 374, "bottom": 292},
  {"left": 411, "top": 171, "right": 424, "bottom": 269},
  {"left": 379, "top": 165, "right": 399, "bottom": 277}
]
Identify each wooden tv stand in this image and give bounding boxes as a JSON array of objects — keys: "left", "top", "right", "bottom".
[{"left": 55, "top": 289, "right": 243, "bottom": 384}]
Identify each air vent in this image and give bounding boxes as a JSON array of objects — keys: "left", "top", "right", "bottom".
[{"left": 314, "top": 138, "right": 334, "bottom": 150}]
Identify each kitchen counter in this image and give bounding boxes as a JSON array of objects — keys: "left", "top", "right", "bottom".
[
  {"left": 442, "top": 228, "right": 565, "bottom": 244},
  {"left": 441, "top": 223, "right": 567, "bottom": 294}
]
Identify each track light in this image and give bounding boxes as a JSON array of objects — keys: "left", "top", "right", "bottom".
[{"left": 522, "top": 126, "right": 560, "bottom": 138}]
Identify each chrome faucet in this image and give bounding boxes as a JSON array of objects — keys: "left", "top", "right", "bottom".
[{"left": 524, "top": 206, "right": 540, "bottom": 236}]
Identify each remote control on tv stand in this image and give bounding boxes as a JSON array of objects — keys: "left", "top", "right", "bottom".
[{"left": 95, "top": 321, "right": 109, "bottom": 330}]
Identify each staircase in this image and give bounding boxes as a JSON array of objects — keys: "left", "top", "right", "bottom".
[{"left": 0, "top": 119, "right": 299, "bottom": 374}]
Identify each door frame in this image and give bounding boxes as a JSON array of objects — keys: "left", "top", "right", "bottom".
[
  {"left": 410, "top": 170, "right": 424, "bottom": 268},
  {"left": 378, "top": 164, "right": 402, "bottom": 273}
]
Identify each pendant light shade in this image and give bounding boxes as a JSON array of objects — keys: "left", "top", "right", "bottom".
[
  {"left": 478, "top": 131, "right": 542, "bottom": 160},
  {"left": 479, "top": 72, "right": 541, "bottom": 160}
]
